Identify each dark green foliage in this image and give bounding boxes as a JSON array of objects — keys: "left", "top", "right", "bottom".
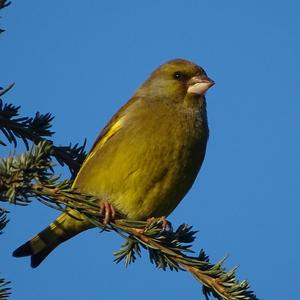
[
  {"left": 113, "top": 238, "right": 142, "bottom": 266},
  {"left": 0, "top": 209, "right": 8, "bottom": 234},
  {"left": 0, "top": 95, "right": 54, "bottom": 147},
  {"left": 0, "top": 141, "right": 54, "bottom": 204},
  {"left": 0, "top": 278, "right": 10, "bottom": 300},
  {"left": 0, "top": 89, "right": 87, "bottom": 176},
  {"left": 112, "top": 220, "right": 259, "bottom": 300}
]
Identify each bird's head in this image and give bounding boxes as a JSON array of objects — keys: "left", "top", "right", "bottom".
[{"left": 135, "top": 59, "right": 214, "bottom": 103}]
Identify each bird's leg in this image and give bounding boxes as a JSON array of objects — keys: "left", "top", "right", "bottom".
[{"left": 99, "top": 200, "right": 116, "bottom": 225}]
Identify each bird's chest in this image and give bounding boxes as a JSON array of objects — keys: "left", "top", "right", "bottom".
[
  {"left": 124, "top": 104, "right": 208, "bottom": 219},
  {"left": 140, "top": 104, "right": 207, "bottom": 181},
  {"left": 150, "top": 104, "right": 206, "bottom": 153}
]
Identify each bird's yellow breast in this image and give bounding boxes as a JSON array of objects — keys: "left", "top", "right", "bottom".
[{"left": 73, "top": 97, "right": 208, "bottom": 220}]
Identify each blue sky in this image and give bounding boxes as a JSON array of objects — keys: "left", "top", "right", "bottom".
[{"left": 1, "top": 1, "right": 299, "bottom": 299}]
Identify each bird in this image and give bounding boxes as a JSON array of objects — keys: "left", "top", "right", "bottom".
[{"left": 13, "top": 58, "right": 214, "bottom": 268}]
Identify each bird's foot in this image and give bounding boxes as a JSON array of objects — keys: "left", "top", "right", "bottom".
[
  {"left": 144, "top": 216, "right": 173, "bottom": 232},
  {"left": 99, "top": 200, "right": 116, "bottom": 225},
  {"left": 159, "top": 216, "right": 173, "bottom": 232}
]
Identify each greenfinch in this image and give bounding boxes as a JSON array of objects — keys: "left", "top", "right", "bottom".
[{"left": 13, "top": 59, "right": 214, "bottom": 267}]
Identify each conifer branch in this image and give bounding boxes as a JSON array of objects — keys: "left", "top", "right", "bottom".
[
  {"left": 0, "top": 143, "right": 259, "bottom": 300},
  {"left": 0, "top": 92, "right": 86, "bottom": 176},
  {"left": 0, "top": 278, "right": 10, "bottom": 300},
  {"left": 0, "top": 209, "right": 8, "bottom": 233}
]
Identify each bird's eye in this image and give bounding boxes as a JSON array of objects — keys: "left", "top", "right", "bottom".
[{"left": 173, "top": 72, "right": 184, "bottom": 80}]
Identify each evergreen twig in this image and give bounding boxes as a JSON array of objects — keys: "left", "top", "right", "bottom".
[
  {"left": 0, "top": 208, "right": 8, "bottom": 233},
  {"left": 0, "top": 143, "right": 259, "bottom": 300},
  {"left": 0, "top": 278, "right": 10, "bottom": 300},
  {"left": 0, "top": 93, "right": 86, "bottom": 176}
]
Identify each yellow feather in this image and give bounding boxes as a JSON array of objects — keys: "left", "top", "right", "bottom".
[{"left": 72, "top": 117, "right": 124, "bottom": 188}]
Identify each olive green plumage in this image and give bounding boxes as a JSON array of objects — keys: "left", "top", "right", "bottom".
[{"left": 13, "top": 59, "right": 214, "bottom": 267}]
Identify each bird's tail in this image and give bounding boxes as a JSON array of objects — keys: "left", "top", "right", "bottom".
[{"left": 13, "top": 210, "right": 93, "bottom": 268}]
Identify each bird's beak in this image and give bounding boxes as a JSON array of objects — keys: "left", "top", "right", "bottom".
[{"left": 187, "top": 75, "right": 215, "bottom": 95}]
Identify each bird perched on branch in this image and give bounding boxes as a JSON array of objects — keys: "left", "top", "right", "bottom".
[{"left": 13, "top": 58, "right": 214, "bottom": 267}]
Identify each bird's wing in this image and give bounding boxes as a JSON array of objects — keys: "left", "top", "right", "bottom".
[
  {"left": 89, "top": 97, "right": 136, "bottom": 153},
  {"left": 72, "top": 97, "right": 137, "bottom": 188}
]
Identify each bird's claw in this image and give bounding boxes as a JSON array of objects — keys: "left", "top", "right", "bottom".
[
  {"left": 160, "top": 216, "right": 173, "bottom": 232},
  {"left": 144, "top": 216, "right": 173, "bottom": 232},
  {"left": 99, "top": 200, "right": 116, "bottom": 225}
]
